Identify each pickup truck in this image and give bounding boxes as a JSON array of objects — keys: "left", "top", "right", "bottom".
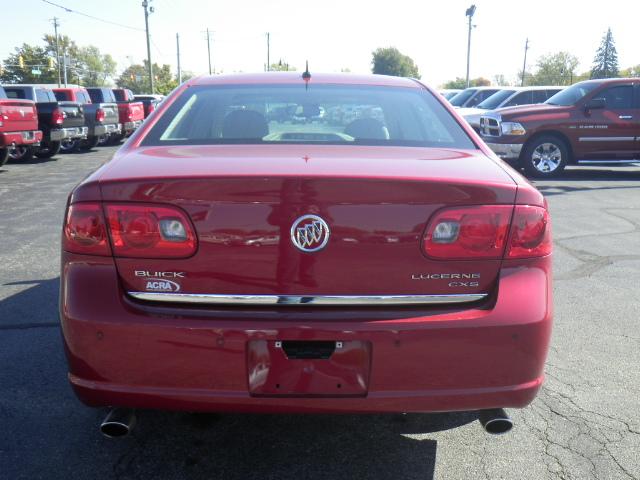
[
  {"left": 134, "top": 94, "right": 163, "bottom": 118},
  {"left": 480, "top": 78, "right": 640, "bottom": 177},
  {"left": 54, "top": 87, "right": 121, "bottom": 150},
  {"left": 2, "top": 85, "right": 88, "bottom": 159},
  {"left": 111, "top": 88, "right": 144, "bottom": 143},
  {"left": 0, "top": 86, "right": 43, "bottom": 166}
]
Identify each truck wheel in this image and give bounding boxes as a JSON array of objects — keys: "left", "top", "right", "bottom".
[
  {"left": 521, "top": 135, "right": 569, "bottom": 178},
  {"left": 60, "top": 138, "right": 80, "bottom": 153},
  {"left": 8, "top": 145, "right": 34, "bottom": 162},
  {"left": 36, "top": 141, "right": 61, "bottom": 158},
  {"left": 0, "top": 148, "right": 8, "bottom": 167},
  {"left": 80, "top": 136, "right": 100, "bottom": 150}
]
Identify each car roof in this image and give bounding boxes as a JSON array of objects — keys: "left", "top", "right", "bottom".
[{"left": 189, "top": 72, "right": 422, "bottom": 89}]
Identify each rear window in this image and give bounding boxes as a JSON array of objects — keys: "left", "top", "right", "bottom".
[
  {"left": 113, "top": 90, "right": 126, "bottom": 102},
  {"left": 142, "top": 84, "right": 475, "bottom": 149},
  {"left": 88, "top": 88, "right": 116, "bottom": 103},
  {"left": 54, "top": 91, "right": 71, "bottom": 101},
  {"left": 4, "top": 88, "right": 28, "bottom": 100},
  {"left": 0, "top": 87, "right": 7, "bottom": 99},
  {"left": 449, "top": 89, "right": 476, "bottom": 107},
  {"left": 476, "top": 90, "right": 515, "bottom": 110}
]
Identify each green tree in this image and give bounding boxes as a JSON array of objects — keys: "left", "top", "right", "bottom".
[
  {"left": 1, "top": 43, "right": 57, "bottom": 83},
  {"left": 619, "top": 65, "right": 640, "bottom": 78},
  {"left": 528, "top": 51, "right": 579, "bottom": 86},
  {"left": 371, "top": 47, "right": 420, "bottom": 78},
  {"left": 269, "top": 59, "right": 296, "bottom": 71},
  {"left": 117, "top": 61, "right": 178, "bottom": 95},
  {"left": 442, "top": 77, "right": 490, "bottom": 89},
  {"left": 591, "top": 28, "right": 619, "bottom": 79}
]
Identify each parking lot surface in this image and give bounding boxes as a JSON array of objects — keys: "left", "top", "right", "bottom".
[{"left": 1, "top": 148, "right": 639, "bottom": 480}]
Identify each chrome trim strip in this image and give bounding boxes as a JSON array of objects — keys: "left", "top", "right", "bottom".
[
  {"left": 127, "top": 292, "right": 488, "bottom": 306},
  {"left": 578, "top": 137, "right": 635, "bottom": 142},
  {"left": 577, "top": 160, "right": 640, "bottom": 164}
]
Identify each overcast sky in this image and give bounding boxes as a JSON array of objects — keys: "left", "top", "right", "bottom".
[{"left": 2, "top": 0, "right": 639, "bottom": 87}]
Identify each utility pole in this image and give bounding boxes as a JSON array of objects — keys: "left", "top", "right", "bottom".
[
  {"left": 142, "top": 0, "right": 155, "bottom": 93},
  {"left": 63, "top": 53, "right": 69, "bottom": 87},
  {"left": 266, "top": 32, "right": 270, "bottom": 71},
  {"left": 51, "top": 17, "right": 61, "bottom": 87},
  {"left": 521, "top": 38, "right": 529, "bottom": 86},
  {"left": 206, "top": 28, "right": 212, "bottom": 74},
  {"left": 176, "top": 33, "right": 182, "bottom": 84},
  {"left": 465, "top": 5, "right": 476, "bottom": 88}
]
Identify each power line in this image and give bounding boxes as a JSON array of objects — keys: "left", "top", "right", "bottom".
[{"left": 40, "top": 0, "right": 145, "bottom": 32}]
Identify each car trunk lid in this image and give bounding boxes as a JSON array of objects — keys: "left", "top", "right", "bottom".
[{"left": 98, "top": 145, "right": 517, "bottom": 300}]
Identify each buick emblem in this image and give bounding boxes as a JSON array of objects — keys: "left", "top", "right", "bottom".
[{"left": 290, "top": 214, "right": 330, "bottom": 252}]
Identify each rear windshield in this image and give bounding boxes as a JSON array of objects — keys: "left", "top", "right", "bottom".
[
  {"left": 54, "top": 91, "right": 71, "bottom": 101},
  {"left": 476, "top": 90, "right": 515, "bottom": 110},
  {"left": 113, "top": 90, "right": 126, "bottom": 102},
  {"left": 88, "top": 88, "right": 116, "bottom": 103},
  {"left": 4, "top": 88, "right": 28, "bottom": 100},
  {"left": 0, "top": 87, "right": 6, "bottom": 99},
  {"left": 546, "top": 82, "right": 600, "bottom": 106},
  {"left": 141, "top": 84, "right": 475, "bottom": 149}
]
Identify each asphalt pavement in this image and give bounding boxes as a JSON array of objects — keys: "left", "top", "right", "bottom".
[{"left": 1, "top": 147, "right": 639, "bottom": 480}]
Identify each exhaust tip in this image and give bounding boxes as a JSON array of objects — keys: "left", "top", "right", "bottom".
[
  {"left": 479, "top": 408, "right": 513, "bottom": 435},
  {"left": 100, "top": 408, "right": 136, "bottom": 438}
]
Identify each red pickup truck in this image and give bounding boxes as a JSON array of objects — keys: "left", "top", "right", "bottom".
[
  {"left": 0, "top": 86, "right": 43, "bottom": 166},
  {"left": 111, "top": 88, "right": 144, "bottom": 143},
  {"left": 480, "top": 78, "right": 640, "bottom": 177}
]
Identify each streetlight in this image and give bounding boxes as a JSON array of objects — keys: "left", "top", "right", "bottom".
[{"left": 465, "top": 4, "right": 476, "bottom": 89}]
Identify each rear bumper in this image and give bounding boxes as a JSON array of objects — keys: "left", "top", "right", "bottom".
[
  {"left": 484, "top": 142, "right": 523, "bottom": 160},
  {"left": 123, "top": 120, "right": 143, "bottom": 133},
  {"left": 0, "top": 130, "right": 43, "bottom": 147},
  {"left": 50, "top": 126, "right": 88, "bottom": 141},
  {"left": 60, "top": 254, "right": 552, "bottom": 413},
  {"left": 91, "top": 123, "right": 121, "bottom": 137}
]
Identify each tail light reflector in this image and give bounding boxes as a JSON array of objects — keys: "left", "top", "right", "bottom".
[
  {"left": 52, "top": 108, "right": 65, "bottom": 126},
  {"left": 63, "top": 203, "right": 111, "bottom": 256},
  {"left": 423, "top": 205, "right": 512, "bottom": 259},
  {"left": 125, "top": 105, "right": 134, "bottom": 121},
  {"left": 507, "top": 205, "right": 552, "bottom": 258},
  {"left": 105, "top": 204, "right": 196, "bottom": 258},
  {"left": 96, "top": 108, "right": 105, "bottom": 123}
]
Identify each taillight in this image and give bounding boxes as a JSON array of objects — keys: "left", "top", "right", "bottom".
[
  {"left": 423, "top": 204, "right": 552, "bottom": 260},
  {"left": 506, "top": 205, "right": 552, "bottom": 258},
  {"left": 126, "top": 105, "right": 134, "bottom": 121},
  {"left": 52, "top": 108, "right": 65, "bottom": 126},
  {"left": 147, "top": 103, "right": 155, "bottom": 114},
  {"left": 63, "top": 203, "right": 111, "bottom": 256},
  {"left": 96, "top": 108, "right": 105, "bottom": 123},
  {"left": 105, "top": 204, "right": 196, "bottom": 258},
  {"left": 423, "top": 205, "right": 512, "bottom": 259}
]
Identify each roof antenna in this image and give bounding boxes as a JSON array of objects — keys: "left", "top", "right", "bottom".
[{"left": 302, "top": 61, "right": 311, "bottom": 90}]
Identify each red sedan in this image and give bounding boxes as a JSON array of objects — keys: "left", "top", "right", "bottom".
[{"left": 60, "top": 73, "right": 552, "bottom": 437}]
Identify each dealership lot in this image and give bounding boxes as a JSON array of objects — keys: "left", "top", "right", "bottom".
[{"left": 1, "top": 148, "right": 639, "bottom": 480}]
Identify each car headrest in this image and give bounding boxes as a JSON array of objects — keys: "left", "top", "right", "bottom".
[
  {"left": 222, "top": 110, "right": 269, "bottom": 139},
  {"left": 344, "top": 118, "right": 389, "bottom": 140}
]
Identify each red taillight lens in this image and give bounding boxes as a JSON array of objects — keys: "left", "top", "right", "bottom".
[
  {"left": 148, "top": 103, "right": 155, "bottom": 114},
  {"left": 96, "top": 108, "right": 105, "bottom": 123},
  {"left": 507, "top": 206, "right": 552, "bottom": 258},
  {"left": 105, "top": 204, "right": 196, "bottom": 258},
  {"left": 423, "top": 205, "right": 512, "bottom": 259},
  {"left": 126, "top": 106, "right": 134, "bottom": 121},
  {"left": 63, "top": 203, "right": 111, "bottom": 256},
  {"left": 52, "top": 108, "right": 64, "bottom": 125}
]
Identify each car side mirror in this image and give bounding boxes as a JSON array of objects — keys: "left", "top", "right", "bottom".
[{"left": 585, "top": 98, "right": 606, "bottom": 111}]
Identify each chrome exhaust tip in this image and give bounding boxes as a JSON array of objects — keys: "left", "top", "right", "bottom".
[
  {"left": 100, "top": 408, "right": 136, "bottom": 438},
  {"left": 478, "top": 408, "right": 513, "bottom": 435}
]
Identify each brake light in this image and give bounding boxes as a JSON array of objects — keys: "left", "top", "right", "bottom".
[
  {"left": 105, "top": 204, "right": 196, "bottom": 258},
  {"left": 147, "top": 103, "right": 155, "bottom": 114},
  {"left": 126, "top": 105, "right": 134, "bottom": 121},
  {"left": 507, "top": 205, "right": 552, "bottom": 258},
  {"left": 63, "top": 203, "right": 111, "bottom": 256},
  {"left": 423, "top": 205, "right": 512, "bottom": 259},
  {"left": 52, "top": 108, "right": 65, "bottom": 126},
  {"left": 96, "top": 108, "right": 105, "bottom": 123}
]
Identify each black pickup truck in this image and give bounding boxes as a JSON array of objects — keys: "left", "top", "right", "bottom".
[{"left": 2, "top": 85, "right": 88, "bottom": 159}]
